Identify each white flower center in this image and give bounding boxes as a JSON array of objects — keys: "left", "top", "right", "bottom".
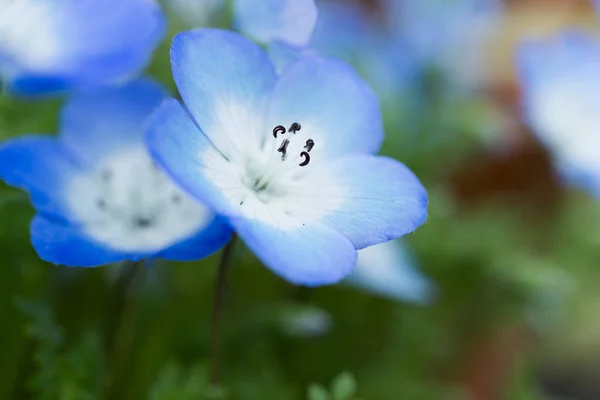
[
  {"left": 239, "top": 122, "right": 317, "bottom": 204},
  {"left": 0, "top": 0, "right": 61, "bottom": 70},
  {"left": 66, "top": 146, "right": 213, "bottom": 253}
]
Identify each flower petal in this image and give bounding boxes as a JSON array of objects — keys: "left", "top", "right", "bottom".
[
  {"left": 60, "top": 79, "right": 166, "bottom": 165},
  {"left": 516, "top": 31, "right": 600, "bottom": 195},
  {"left": 309, "top": 155, "right": 428, "bottom": 249},
  {"left": 30, "top": 215, "right": 135, "bottom": 267},
  {"left": 158, "top": 215, "right": 232, "bottom": 261},
  {"left": 1, "top": 0, "right": 165, "bottom": 95},
  {"left": 146, "top": 98, "right": 244, "bottom": 218},
  {"left": 170, "top": 29, "right": 277, "bottom": 160},
  {"left": 60, "top": 78, "right": 167, "bottom": 164},
  {"left": 267, "top": 56, "right": 383, "bottom": 159},
  {"left": 0, "top": 136, "right": 80, "bottom": 217},
  {"left": 232, "top": 217, "right": 357, "bottom": 286},
  {"left": 345, "top": 240, "right": 434, "bottom": 303},
  {"left": 234, "top": 0, "right": 317, "bottom": 47}
]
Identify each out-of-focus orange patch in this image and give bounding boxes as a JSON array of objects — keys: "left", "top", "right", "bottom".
[{"left": 488, "top": 0, "right": 599, "bottom": 87}]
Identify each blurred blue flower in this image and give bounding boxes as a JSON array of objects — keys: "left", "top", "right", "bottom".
[
  {"left": 234, "top": 0, "right": 317, "bottom": 47},
  {"left": 147, "top": 29, "right": 428, "bottom": 286},
  {"left": 389, "top": 0, "right": 502, "bottom": 90},
  {"left": 0, "top": 79, "right": 231, "bottom": 266},
  {"left": 0, "top": 0, "right": 165, "bottom": 95},
  {"left": 345, "top": 240, "right": 434, "bottom": 304},
  {"left": 268, "top": 1, "right": 417, "bottom": 102},
  {"left": 516, "top": 31, "right": 600, "bottom": 196}
]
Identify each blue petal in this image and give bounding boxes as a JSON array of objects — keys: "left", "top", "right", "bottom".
[
  {"left": 516, "top": 30, "right": 600, "bottom": 94},
  {"left": 234, "top": 0, "right": 317, "bottom": 47},
  {"left": 158, "top": 215, "right": 232, "bottom": 261},
  {"left": 319, "top": 155, "right": 428, "bottom": 249},
  {"left": 267, "top": 41, "right": 308, "bottom": 75},
  {"left": 30, "top": 215, "right": 137, "bottom": 267},
  {"left": 146, "top": 98, "right": 241, "bottom": 218},
  {"left": 2, "top": 0, "right": 165, "bottom": 95},
  {"left": 231, "top": 217, "right": 357, "bottom": 286},
  {"left": 59, "top": 78, "right": 167, "bottom": 164},
  {"left": 0, "top": 136, "right": 81, "bottom": 217},
  {"left": 516, "top": 31, "right": 600, "bottom": 196},
  {"left": 8, "top": 75, "right": 73, "bottom": 96},
  {"left": 170, "top": 29, "right": 276, "bottom": 159},
  {"left": 345, "top": 240, "right": 434, "bottom": 303},
  {"left": 267, "top": 56, "right": 383, "bottom": 158}
]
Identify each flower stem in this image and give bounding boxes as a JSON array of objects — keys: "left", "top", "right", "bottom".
[
  {"left": 105, "top": 260, "right": 144, "bottom": 397},
  {"left": 209, "top": 233, "right": 238, "bottom": 385}
]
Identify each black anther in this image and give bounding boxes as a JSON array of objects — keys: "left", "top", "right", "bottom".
[
  {"left": 133, "top": 215, "right": 153, "bottom": 228},
  {"left": 273, "top": 125, "right": 286, "bottom": 138},
  {"left": 277, "top": 139, "right": 290, "bottom": 160},
  {"left": 96, "top": 199, "right": 107, "bottom": 210},
  {"left": 172, "top": 193, "right": 182, "bottom": 204},
  {"left": 289, "top": 122, "right": 301, "bottom": 134},
  {"left": 304, "top": 139, "right": 314, "bottom": 153},
  {"left": 299, "top": 151, "right": 310, "bottom": 167},
  {"left": 101, "top": 169, "right": 112, "bottom": 181}
]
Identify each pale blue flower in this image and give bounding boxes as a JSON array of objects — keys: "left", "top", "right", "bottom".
[
  {"left": 0, "top": 0, "right": 165, "bottom": 95},
  {"left": 147, "top": 29, "right": 428, "bottom": 286},
  {"left": 516, "top": 31, "right": 600, "bottom": 196},
  {"left": 345, "top": 240, "right": 434, "bottom": 303},
  {"left": 0, "top": 79, "right": 231, "bottom": 266},
  {"left": 390, "top": 0, "right": 502, "bottom": 89},
  {"left": 234, "top": 0, "right": 317, "bottom": 47}
]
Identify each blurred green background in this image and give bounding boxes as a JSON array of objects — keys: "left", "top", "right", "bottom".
[{"left": 3, "top": 1, "right": 600, "bottom": 399}]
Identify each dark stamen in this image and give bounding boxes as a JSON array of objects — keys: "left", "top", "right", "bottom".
[
  {"left": 96, "top": 199, "right": 107, "bottom": 210},
  {"left": 299, "top": 151, "right": 310, "bottom": 167},
  {"left": 101, "top": 169, "right": 113, "bottom": 181},
  {"left": 172, "top": 193, "right": 182, "bottom": 204},
  {"left": 277, "top": 139, "right": 290, "bottom": 160},
  {"left": 304, "top": 139, "right": 314, "bottom": 153},
  {"left": 132, "top": 215, "right": 153, "bottom": 228},
  {"left": 273, "top": 125, "right": 286, "bottom": 138},
  {"left": 289, "top": 122, "right": 301, "bottom": 134}
]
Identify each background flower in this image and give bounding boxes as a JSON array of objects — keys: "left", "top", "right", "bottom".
[
  {"left": 0, "top": 0, "right": 165, "bottom": 95},
  {"left": 516, "top": 31, "right": 600, "bottom": 197},
  {"left": 0, "top": 79, "right": 230, "bottom": 265}
]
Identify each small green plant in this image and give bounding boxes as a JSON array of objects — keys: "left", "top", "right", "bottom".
[{"left": 307, "top": 372, "right": 364, "bottom": 400}]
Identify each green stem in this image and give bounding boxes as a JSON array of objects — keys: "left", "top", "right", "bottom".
[
  {"left": 104, "top": 260, "right": 145, "bottom": 398},
  {"left": 209, "top": 234, "right": 238, "bottom": 385}
]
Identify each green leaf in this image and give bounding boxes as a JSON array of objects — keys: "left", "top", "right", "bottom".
[
  {"left": 307, "top": 383, "right": 330, "bottom": 400},
  {"left": 331, "top": 372, "right": 357, "bottom": 400}
]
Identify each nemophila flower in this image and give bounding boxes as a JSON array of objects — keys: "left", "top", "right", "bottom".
[
  {"left": 0, "top": 79, "right": 231, "bottom": 266},
  {"left": 0, "top": 0, "right": 165, "bottom": 95},
  {"left": 345, "top": 240, "right": 434, "bottom": 304},
  {"left": 233, "top": 0, "right": 317, "bottom": 47},
  {"left": 389, "top": 0, "right": 502, "bottom": 90},
  {"left": 147, "top": 29, "right": 428, "bottom": 286},
  {"left": 516, "top": 32, "right": 600, "bottom": 196},
  {"left": 268, "top": 0, "right": 417, "bottom": 98}
]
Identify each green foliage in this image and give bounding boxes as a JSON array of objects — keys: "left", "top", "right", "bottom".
[
  {"left": 307, "top": 372, "right": 361, "bottom": 400},
  {"left": 16, "top": 298, "right": 105, "bottom": 400}
]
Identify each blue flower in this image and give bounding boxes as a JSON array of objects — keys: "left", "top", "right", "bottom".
[
  {"left": 345, "top": 240, "right": 434, "bottom": 304},
  {"left": 0, "top": 0, "right": 165, "bottom": 95},
  {"left": 389, "top": 0, "right": 502, "bottom": 89},
  {"left": 147, "top": 29, "right": 428, "bottom": 286},
  {"left": 234, "top": 0, "right": 317, "bottom": 47},
  {"left": 0, "top": 79, "right": 231, "bottom": 266},
  {"left": 516, "top": 31, "right": 600, "bottom": 196}
]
